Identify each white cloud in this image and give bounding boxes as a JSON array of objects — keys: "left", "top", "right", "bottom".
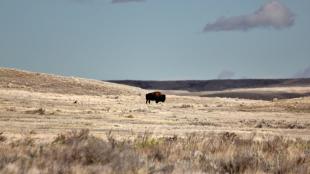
[{"left": 204, "top": 0, "right": 295, "bottom": 32}]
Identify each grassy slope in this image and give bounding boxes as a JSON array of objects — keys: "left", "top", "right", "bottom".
[{"left": 0, "top": 68, "right": 142, "bottom": 96}]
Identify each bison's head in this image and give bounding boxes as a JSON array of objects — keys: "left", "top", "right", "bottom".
[{"left": 159, "top": 95, "right": 166, "bottom": 102}]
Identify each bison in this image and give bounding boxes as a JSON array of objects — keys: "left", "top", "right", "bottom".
[{"left": 146, "top": 92, "right": 166, "bottom": 104}]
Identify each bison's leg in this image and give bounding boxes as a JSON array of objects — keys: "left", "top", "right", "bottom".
[{"left": 156, "top": 100, "right": 159, "bottom": 103}]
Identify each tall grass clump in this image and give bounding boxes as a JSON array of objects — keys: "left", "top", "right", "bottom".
[{"left": 0, "top": 130, "right": 309, "bottom": 174}]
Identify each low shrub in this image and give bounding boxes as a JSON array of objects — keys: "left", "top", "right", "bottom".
[{"left": 0, "top": 130, "right": 309, "bottom": 174}]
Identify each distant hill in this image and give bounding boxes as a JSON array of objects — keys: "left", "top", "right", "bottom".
[
  {"left": 0, "top": 68, "right": 142, "bottom": 96},
  {"left": 108, "top": 79, "right": 310, "bottom": 92}
]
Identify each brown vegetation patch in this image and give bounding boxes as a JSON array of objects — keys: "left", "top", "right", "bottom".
[
  {"left": 189, "top": 121, "right": 219, "bottom": 127},
  {"left": 240, "top": 119, "right": 310, "bottom": 129},
  {"left": 0, "top": 132, "right": 6, "bottom": 142},
  {"left": 0, "top": 130, "right": 309, "bottom": 173},
  {"left": 173, "top": 104, "right": 193, "bottom": 109},
  {"left": 25, "top": 108, "right": 46, "bottom": 115},
  {"left": 238, "top": 100, "right": 310, "bottom": 113}
]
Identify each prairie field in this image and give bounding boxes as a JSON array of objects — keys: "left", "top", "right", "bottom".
[{"left": 0, "top": 68, "right": 310, "bottom": 173}]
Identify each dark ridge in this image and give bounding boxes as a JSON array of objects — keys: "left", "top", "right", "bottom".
[
  {"left": 203, "top": 92, "right": 310, "bottom": 101},
  {"left": 107, "top": 79, "right": 310, "bottom": 92}
]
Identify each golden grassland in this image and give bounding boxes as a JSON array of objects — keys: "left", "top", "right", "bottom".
[{"left": 1, "top": 68, "right": 310, "bottom": 173}]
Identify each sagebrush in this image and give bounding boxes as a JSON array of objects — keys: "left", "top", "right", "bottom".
[{"left": 0, "top": 130, "right": 309, "bottom": 174}]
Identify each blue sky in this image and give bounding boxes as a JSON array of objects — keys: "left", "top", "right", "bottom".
[{"left": 0, "top": 0, "right": 309, "bottom": 80}]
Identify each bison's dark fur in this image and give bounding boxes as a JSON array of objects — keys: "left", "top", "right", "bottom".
[{"left": 146, "top": 92, "right": 166, "bottom": 104}]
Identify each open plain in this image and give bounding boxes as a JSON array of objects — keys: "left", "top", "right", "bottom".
[
  {"left": 0, "top": 68, "right": 310, "bottom": 173},
  {"left": 1, "top": 68, "right": 310, "bottom": 141}
]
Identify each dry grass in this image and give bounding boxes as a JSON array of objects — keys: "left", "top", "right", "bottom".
[
  {"left": 0, "top": 130, "right": 309, "bottom": 174},
  {"left": 24, "top": 108, "right": 46, "bottom": 115},
  {"left": 239, "top": 119, "right": 310, "bottom": 129},
  {"left": 1, "top": 68, "right": 310, "bottom": 140},
  {"left": 1, "top": 68, "right": 310, "bottom": 173},
  {"left": 0, "top": 68, "right": 142, "bottom": 96},
  {"left": 0, "top": 132, "right": 6, "bottom": 142}
]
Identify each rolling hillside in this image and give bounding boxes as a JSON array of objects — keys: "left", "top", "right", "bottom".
[{"left": 0, "top": 68, "right": 142, "bottom": 96}]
